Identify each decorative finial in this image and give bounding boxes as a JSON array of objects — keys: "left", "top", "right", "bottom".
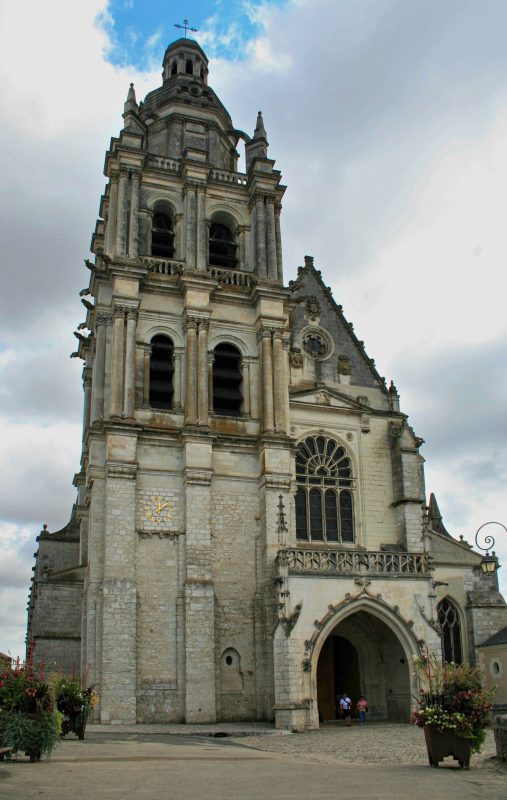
[
  {"left": 253, "top": 110, "right": 267, "bottom": 141},
  {"left": 277, "top": 495, "right": 288, "bottom": 535},
  {"left": 174, "top": 19, "right": 198, "bottom": 38}
]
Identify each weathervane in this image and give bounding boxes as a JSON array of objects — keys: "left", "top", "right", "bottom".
[{"left": 174, "top": 19, "right": 198, "bottom": 38}]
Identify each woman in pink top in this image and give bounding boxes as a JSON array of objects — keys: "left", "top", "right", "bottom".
[{"left": 357, "top": 695, "right": 368, "bottom": 725}]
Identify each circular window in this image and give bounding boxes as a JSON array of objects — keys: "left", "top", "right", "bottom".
[
  {"left": 225, "top": 655, "right": 233, "bottom": 666},
  {"left": 301, "top": 327, "right": 333, "bottom": 361},
  {"left": 492, "top": 661, "right": 501, "bottom": 676}
]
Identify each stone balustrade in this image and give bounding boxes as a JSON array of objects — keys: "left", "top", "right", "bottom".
[
  {"left": 281, "top": 548, "right": 431, "bottom": 577},
  {"left": 209, "top": 267, "right": 257, "bottom": 288},
  {"left": 142, "top": 257, "right": 184, "bottom": 276},
  {"left": 147, "top": 155, "right": 180, "bottom": 173},
  {"left": 210, "top": 168, "right": 247, "bottom": 186}
]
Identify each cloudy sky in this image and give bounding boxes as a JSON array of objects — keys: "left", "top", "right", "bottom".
[{"left": 1, "top": 0, "right": 506, "bottom": 659}]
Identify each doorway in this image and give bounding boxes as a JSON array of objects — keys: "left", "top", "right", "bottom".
[{"left": 315, "top": 610, "right": 411, "bottom": 722}]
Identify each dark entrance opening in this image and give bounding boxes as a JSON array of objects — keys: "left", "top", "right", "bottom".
[
  {"left": 317, "top": 636, "right": 360, "bottom": 720},
  {"left": 315, "top": 611, "right": 411, "bottom": 723}
]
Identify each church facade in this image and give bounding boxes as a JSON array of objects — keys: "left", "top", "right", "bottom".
[{"left": 27, "top": 38, "right": 507, "bottom": 729}]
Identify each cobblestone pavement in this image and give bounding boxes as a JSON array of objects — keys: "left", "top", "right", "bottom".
[{"left": 230, "top": 722, "right": 501, "bottom": 769}]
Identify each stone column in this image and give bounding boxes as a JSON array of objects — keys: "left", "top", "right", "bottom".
[
  {"left": 123, "top": 308, "right": 137, "bottom": 419},
  {"left": 110, "top": 306, "right": 125, "bottom": 418},
  {"left": 255, "top": 195, "right": 267, "bottom": 278},
  {"left": 259, "top": 327, "right": 274, "bottom": 433},
  {"left": 175, "top": 213, "right": 183, "bottom": 261},
  {"left": 115, "top": 170, "right": 129, "bottom": 258},
  {"left": 242, "top": 358, "right": 251, "bottom": 416},
  {"left": 105, "top": 177, "right": 118, "bottom": 257},
  {"left": 208, "top": 351, "right": 214, "bottom": 413},
  {"left": 82, "top": 367, "right": 92, "bottom": 438},
  {"left": 197, "top": 318, "right": 209, "bottom": 426},
  {"left": 281, "top": 333, "right": 291, "bottom": 434},
  {"left": 273, "top": 330, "right": 287, "bottom": 434},
  {"left": 184, "top": 315, "right": 198, "bottom": 425},
  {"left": 196, "top": 186, "right": 207, "bottom": 270},
  {"left": 128, "top": 172, "right": 140, "bottom": 258},
  {"left": 185, "top": 184, "right": 197, "bottom": 270},
  {"left": 275, "top": 202, "right": 283, "bottom": 281},
  {"left": 238, "top": 226, "right": 246, "bottom": 272},
  {"left": 173, "top": 348, "right": 183, "bottom": 411},
  {"left": 266, "top": 197, "right": 277, "bottom": 280},
  {"left": 91, "top": 312, "right": 109, "bottom": 423},
  {"left": 143, "top": 345, "right": 151, "bottom": 407}
]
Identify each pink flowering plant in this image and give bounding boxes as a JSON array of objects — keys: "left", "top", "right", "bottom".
[
  {"left": 410, "top": 653, "right": 495, "bottom": 753},
  {"left": 0, "top": 652, "right": 61, "bottom": 760}
]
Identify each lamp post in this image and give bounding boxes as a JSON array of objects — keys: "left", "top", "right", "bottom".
[{"left": 474, "top": 522, "right": 507, "bottom": 575}]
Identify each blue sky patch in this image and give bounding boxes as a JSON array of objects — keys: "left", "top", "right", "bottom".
[{"left": 97, "top": 0, "right": 287, "bottom": 71}]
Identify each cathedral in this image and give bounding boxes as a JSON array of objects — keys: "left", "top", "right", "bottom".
[{"left": 27, "top": 37, "right": 507, "bottom": 729}]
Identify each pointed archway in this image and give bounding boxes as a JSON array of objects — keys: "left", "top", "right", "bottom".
[
  {"left": 316, "top": 610, "right": 411, "bottom": 721},
  {"left": 305, "top": 593, "right": 421, "bottom": 728}
]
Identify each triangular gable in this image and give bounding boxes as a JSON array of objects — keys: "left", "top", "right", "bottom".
[
  {"left": 289, "top": 257, "right": 390, "bottom": 394},
  {"left": 290, "top": 384, "right": 371, "bottom": 411}
]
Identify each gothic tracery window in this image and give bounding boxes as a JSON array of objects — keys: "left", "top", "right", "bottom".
[
  {"left": 295, "top": 436, "right": 355, "bottom": 543},
  {"left": 149, "top": 335, "right": 174, "bottom": 409},
  {"left": 437, "top": 598, "right": 463, "bottom": 664}
]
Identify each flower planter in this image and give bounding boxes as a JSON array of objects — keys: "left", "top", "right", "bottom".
[
  {"left": 61, "top": 710, "right": 88, "bottom": 740},
  {"left": 0, "top": 711, "right": 60, "bottom": 761},
  {"left": 424, "top": 726, "right": 471, "bottom": 769}
]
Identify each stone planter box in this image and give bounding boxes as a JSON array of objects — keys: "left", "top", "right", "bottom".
[{"left": 424, "top": 726, "right": 471, "bottom": 769}]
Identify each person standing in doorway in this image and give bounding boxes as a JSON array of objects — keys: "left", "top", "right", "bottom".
[
  {"left": 357, "top": 695, "right": 368, "bottom": 725},
  {"left": 339, "top": 692, "right": 352, "bottom": 727}
]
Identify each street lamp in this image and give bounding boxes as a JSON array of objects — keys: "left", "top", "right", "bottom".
[{"left": 474, "top": 522, "right": 507, "bottom": 575}]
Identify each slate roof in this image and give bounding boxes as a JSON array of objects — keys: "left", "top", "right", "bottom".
[{"left": 478, "top": 624, "right": 507, "bottom": 647}]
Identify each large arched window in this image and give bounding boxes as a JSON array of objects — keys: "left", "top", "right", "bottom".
[
  {"left": 295, "top": 436, "right": 355, "bottom": 543},
  {"left": 149, "top": 335, "right": 174, "bottom": 409},
  {"left": 151, "top": 209, "right": 175, "bottom": 258},
  {"left": 209, "top": 222, "right": 237, "bottom": 269},
  {"left": 437, "top": 598, "right": 463, "bottom": 664},
  {"left": 212, "top": 343, "right": 242, "bottom": 416}
]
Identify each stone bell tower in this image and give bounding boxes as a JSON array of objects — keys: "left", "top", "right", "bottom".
[{"left": 72, "top": 36, "right": 290, "bottom": 724}]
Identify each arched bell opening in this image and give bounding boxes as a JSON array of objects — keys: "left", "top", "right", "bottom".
[{"left": 314, "top": 609, "right": 413, "bottom": 724}]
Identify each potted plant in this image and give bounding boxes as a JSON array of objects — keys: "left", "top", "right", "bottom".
[
  {"left": 0, "top": 657, "right": 61, "bottom": 761},
  {"left": 411, "top": 653, "right": 495, "bottom": 769},
  {"left": 53, "top": 677, "right": 98, "bottom": 739}
]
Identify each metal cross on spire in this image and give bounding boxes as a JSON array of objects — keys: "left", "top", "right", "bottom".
[{"left": 174, "top": 19, "right": 198, "bottom": 38}]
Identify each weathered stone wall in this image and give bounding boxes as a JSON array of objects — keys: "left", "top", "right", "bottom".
[{"left": 212, "top": 483, "right": 259, "bottom": 720}]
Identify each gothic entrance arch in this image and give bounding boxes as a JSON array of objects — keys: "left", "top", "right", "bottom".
[{"left": 315, "top": 609, "right": 412, "bottom": 722}]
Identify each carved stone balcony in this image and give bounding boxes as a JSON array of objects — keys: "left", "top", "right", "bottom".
[
  {"left": 142, "top": 257, "right": 184, "bottom": 276},
  {"left": 147, "top": 155, "right": 180, "bottom": 173},
  {"left": 210, "top": 168, "right": 247, "bottom": 186},
  {"left": 209, "top": 266, "right": 257, "bottom": 288},
  {"left": 282, "top": 548, "right": 431, "bottom": 578}
]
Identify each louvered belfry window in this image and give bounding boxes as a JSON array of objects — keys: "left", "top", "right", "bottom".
[
  {"left": 151, "top": 211, "right": 175, "bottom": 258},
  {"left": 149, "top": 335, "right": 174, "bottom": 409},
  {"left": 212, "top": 343, "right": 242, "bottom": 415},
  {"left": 209, "top": 222, "right": 237, "bottom": 269},
  {"left": 295, "top": 436, "right": 355, "bottom": 543},
  {"left": 437, "top": 598, "right": 463, "bottom": 664}
]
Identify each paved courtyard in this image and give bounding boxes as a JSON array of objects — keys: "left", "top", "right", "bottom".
[{"left": 1, "top": 723, "right": 505, "bottom": 800}]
